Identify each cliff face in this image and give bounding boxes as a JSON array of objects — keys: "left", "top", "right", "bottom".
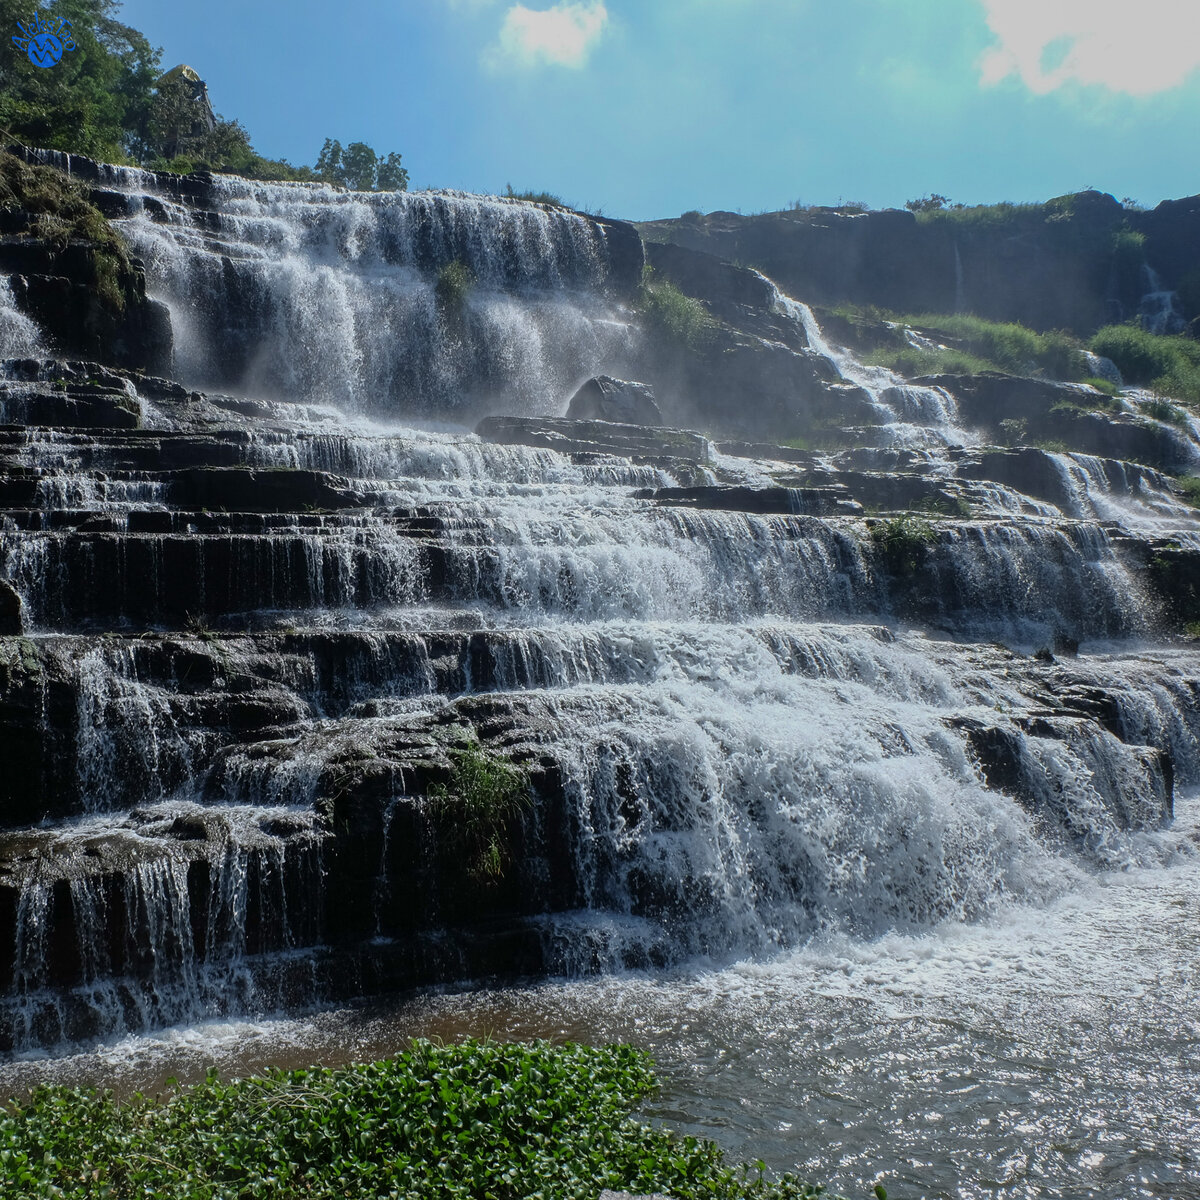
[
  {"left": 0, "top": 147, "right": 172, "bottom": 371},
  {"left": 639, "top": 191, "right": 1200, "bottom": 335}
]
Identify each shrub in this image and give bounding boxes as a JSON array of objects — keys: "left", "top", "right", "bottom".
[
  {"left": 1174, "top": 477, "right": 1200, "bottom": 508},
  {"left": 869, "top": 514, "right": 937, "bottom": 574},
  {"left": 0, "top": 1041, "right": 843, "bottom": 1199},
  {"left": 1142, "top": 397, "right": 1187, "bottom": 425},
  {"left": 905, "top": 193, "right": 951, "bottom": 212},
  {"left": 435, "top": 259, "right": 475, "bottom": 316},
  {"left": 638, "top": 266, "right": 717, "bottom": 351},
  {"left": 428, "top": 740, "right": 529, "bottom": 880}
]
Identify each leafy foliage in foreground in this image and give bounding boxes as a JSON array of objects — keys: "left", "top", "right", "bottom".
[{"left": 0, "top": 1040, "right": 840, "bottom": 1199}]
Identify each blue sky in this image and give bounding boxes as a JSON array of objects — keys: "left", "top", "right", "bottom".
[{"left": 116, "top": 0, "right": 1199, "bottom": 220}]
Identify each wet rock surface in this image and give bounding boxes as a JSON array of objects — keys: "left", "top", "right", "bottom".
[{"left": 2, "top": 350, "right": 1200, "bottom": 1053}]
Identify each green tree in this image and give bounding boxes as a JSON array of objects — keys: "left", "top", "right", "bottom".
[
  {"left": 315, "top": 138, "right": 408, "bottom": 191},
  {"left": 376, "top": 150, "right": 408, "bottom": 192},
  {"left": 0, "top": 0, "right": 161, "bottom": 161},
  {"left": 314, "top": 136, "right": 343, "bottom": 184},
  {"left": 341, "top": 140, "right": 377, "bottom": 191}
]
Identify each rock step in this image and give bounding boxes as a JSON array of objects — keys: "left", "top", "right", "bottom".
[
  {"left": 634, "top": 484, "right": 863, "bottom": 516},
  {"left": 476, "top": 414, "right": 712, "bottom": 462}
]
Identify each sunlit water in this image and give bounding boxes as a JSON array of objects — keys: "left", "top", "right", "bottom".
[{"left": 5, "top": 795, "right": 1198, "bottom": 1200}]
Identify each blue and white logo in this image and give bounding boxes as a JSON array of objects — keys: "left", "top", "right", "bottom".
[{"left": 12, "top": 12, "right": 76, "bottom": 68}]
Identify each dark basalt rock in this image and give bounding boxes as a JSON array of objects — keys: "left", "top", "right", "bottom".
[
  {"left": 634, "top": 484, "right": 862, "bottom": 516},
  {"left": 567, "top": 375, "right": 663, "bottom": 426},
  {"left": 168, "top": 467, "right": 366, "bottom": 512},
  {"left": 0, "top": 583, "right": 21, "bottom": 635},
  {"left": 476, "top": 413, "right": 711, "bottom": 461},
  {"left": 639, "top": 190, "right": 1156, "bottom": 334},
  {"left": 925, "top": 373, "right": 1192, "bottom": 472},
  {"left": 645, "top": 240, "right": 777, "bottom": 318}
]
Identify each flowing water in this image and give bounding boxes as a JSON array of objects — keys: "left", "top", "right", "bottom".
[{"left": 2, "top": 168, "right": 1199, "bottom": 1199}]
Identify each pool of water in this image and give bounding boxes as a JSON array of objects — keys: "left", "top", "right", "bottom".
[{"left": 5, "top": 802, "right": 1199, "bottom": 1200}]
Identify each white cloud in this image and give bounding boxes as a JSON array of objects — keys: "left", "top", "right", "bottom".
[
  {"left": 978, "top": 0, "right": 1200, "bottom": 96},
  {"left": 487, "top": 2, "right": 608, "bottom": 69}
]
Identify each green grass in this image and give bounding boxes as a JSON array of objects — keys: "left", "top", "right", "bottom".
[
  {"left": 1090, "top": 325, "right": 1200, "bottom": 403},
  {"left": 864, "top": 345, "right": 997, "bottom": 377},
  {"left": 1141, "top": 397, "right": 1188, "bottom": 426},
  {"left": 0, "top": 1041, "right": 847, "bottom": 1200},
  {"left": 894, "top": 313, "right": 1087, "bottom": 378},
  {"left": 1175, "top": 477, "right": 1200, "bottom": 508},
  {"left": 638, "top": 266, "right": 717, "bottom": 351},
  {"left": 504, "top": 184, "right": 567, "bottom": 207},
  {"left": 428, "top": 741, "right": 529, "bottom": 881},
  {"left": 910, "top": 199, "right": 1043, "bottom": 231},
  {"left": 852, "top": 308, "right": 1091, "bottom": 383}
]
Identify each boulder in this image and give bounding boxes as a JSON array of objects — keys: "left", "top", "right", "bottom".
[{"left": 567, "top": 376, "right": 664, "bottom": 426}]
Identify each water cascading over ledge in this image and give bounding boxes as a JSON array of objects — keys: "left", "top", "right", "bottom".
[
  {"left": 83, "top": 160, "right": 645, "bottom": 413},
  {"left": 3, "top": 159, "right": 1200, "bottom": 1055}
]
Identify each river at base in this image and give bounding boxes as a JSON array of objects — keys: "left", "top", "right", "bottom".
[{"left": 4, "top": 799, "right": 1200, "bottom": 1200}]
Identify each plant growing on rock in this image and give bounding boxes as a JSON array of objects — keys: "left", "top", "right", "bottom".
[
  {"left": 427, "top": 739, "right": 530, "bottom": 881},
  {"left": 435, "top": 259, "right": 475, "bottom": 319},
  {"left": 637, "top": 265, "right": 717, "bottom": 352},
  {"left": 869, "top": 514, "right": 937, "bottom": 575}
]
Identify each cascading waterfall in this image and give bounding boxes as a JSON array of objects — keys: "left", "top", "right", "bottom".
[
  {"left": 0, "top": 278, "right": 44, "bottom": 359},
  {"left": 3, "top": 172, "right": 1200, "bottom": 1081},
  {"left": 101, "top": 171, "right": 639, "bottom": 412},
  {"left": 774, "top": 289, "right": 974, "bottom": 447}
]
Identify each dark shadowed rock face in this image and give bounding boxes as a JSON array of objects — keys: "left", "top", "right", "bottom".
[
  {"left": 567, "top": 376, "right": 664, "bottom": 426},
  {"left": 0, "top": 582, "right": 20, "bottom": 634},
  {"left": 638, "top": 190, "right": 1200, "bottom": 334}
]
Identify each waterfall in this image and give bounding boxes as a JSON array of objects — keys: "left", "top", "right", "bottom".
[
  {"left": 773, "top": 290, "right": 974, "bottom": 448},
  {"left": 0, "top": 278, "right": 45, "bottom": 359},
  {"left": 4, "top": 169, "right": 1200, "bottom": 1058},
  {"left": 100, "top": 173, "right": 639, "bottom": 413},
  {"left": 1138, "top": 263, "right": 1186, "bottom": 335}
]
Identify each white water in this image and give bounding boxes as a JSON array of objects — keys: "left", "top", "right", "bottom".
[
  {"left": 778, "top": 291, "right": 976, "bottom": 448},
  {"left": 5, "top": 172, "right": 1200, "bottom": 1198},
  {"left": 0, "top": 278, "right": 44, "bottom": 358},
  {"left": 102, "top": 172, "right": 639, "bottom": 413}
]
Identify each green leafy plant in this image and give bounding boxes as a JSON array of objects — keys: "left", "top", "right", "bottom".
[
  {"left": 434, "top": 259, "right": 475, "bottom": 319},
  {"left": 0, "top": 1041, "right": 849, "bottom": 1199},
  {"left": 1174, "top": 477, "right": 1200, "bottom": 507},
  {"left": 428, "top": 740, "right": 530, "bottom": 881}
]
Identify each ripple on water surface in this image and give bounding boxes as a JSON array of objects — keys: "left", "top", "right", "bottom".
[{"left": 4, "top": 798, "right": 1200, "bottom": 1200}]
